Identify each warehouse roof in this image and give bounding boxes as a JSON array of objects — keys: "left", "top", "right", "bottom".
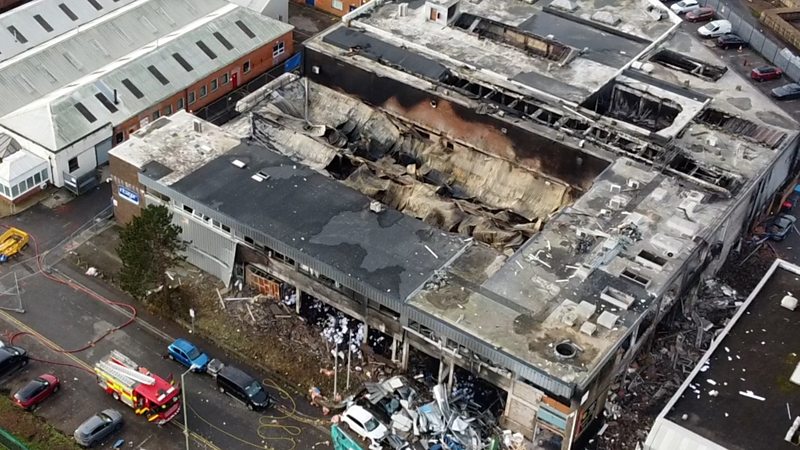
[
  {"left": 0, "top": 0, "right": 229, "bottom": 119},
  {"left": 0, "top": 4, "right": 293, "bottom": 150},
  {"left": 647, "top": 259, "right": 800, "bottom": 450},
  {"left": 0, "top": 0, "right": 138, "bottom": 63}
]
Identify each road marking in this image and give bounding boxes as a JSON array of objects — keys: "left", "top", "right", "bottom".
[{"left": 0, "top": 308, "right": 220, "bottom": 450}]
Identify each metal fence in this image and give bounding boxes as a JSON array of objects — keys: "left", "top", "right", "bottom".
[
  {"left": 699, "top": 0, "right": 800, "bottom": 81},
  {"left": 0, "top": 428, "right": 28, "bottom": 450}
]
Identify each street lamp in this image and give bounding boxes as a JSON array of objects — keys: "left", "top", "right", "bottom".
[{"left": 181, "top": 364, "right": 199, "bottom": 450}]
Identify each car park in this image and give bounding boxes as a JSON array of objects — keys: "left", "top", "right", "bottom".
[
  {"left": 685, "top": 7, "right": 714, "bottom": 22},
  {"left": 340, "top": 404, "right": 389, "bottom": 444},
  {"left": 12, "top": 374, "right": 59, "bottom": 410},
  {"left": 698, "top": 19, "right": 731, "bottom": 37},
  {"left": 167, "top": 338, "right": 210, "bottom": 372},
  {"left": 750, "top": 65, "right": 783, "bottom": 82},
  {"left": 716, "top": 34, "right": 748, "bottom": 49},
  {"left": 771, "top": 83, "right": 800, "bottom": 100},
  {"left": 0, "top": 346, "right": 28, "bottom": 381},
  {"left": 74, "top": 409, "right": 123, "bottom": 448},
  {"left": 670, "top": 0, "right": 700, "bottom": 14},
  {"left": 216, "top": 365, "right": 272, "bottom": 411}
]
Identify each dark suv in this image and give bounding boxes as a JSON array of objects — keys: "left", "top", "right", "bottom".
[
  {"left": 0, "top": 346, "right": 28, "bottom": 380},
  {"left": 216, "top": 365, "right": 272, "bottom": 411}
]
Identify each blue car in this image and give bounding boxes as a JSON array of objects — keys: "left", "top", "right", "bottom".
[{"left": 167, "top": 338, "right": 210, "bottom": 372}]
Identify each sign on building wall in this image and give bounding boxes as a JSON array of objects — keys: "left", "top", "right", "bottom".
[{"left": 118, "top": 186, "right": 139, "bottom": 205}]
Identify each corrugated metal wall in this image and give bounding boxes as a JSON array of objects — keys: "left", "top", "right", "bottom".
[{"left": 173, "top": 211, "right": 237, "bottom": 286}]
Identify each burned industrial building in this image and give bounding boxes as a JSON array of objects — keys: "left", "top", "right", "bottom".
[{"left": 109, "top": 0, "right": 799, "bottom": 448}]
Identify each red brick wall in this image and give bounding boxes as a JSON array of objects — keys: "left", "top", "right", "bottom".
[
  {"left": 292, "top": 0, "right": 368, "bottom": 17},
  {"left": 112, "top": 31, "right": 293, "bottom": 143},
  {"left": 109, "top": 154, "right": 144, "bottom": 226}
]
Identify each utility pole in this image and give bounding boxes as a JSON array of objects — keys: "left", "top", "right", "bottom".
[
  {"left": 346, "top": 331, "right": 352, "bottom": 391},
  {"left": 181, "top": 365, "right": 198, "bottom": 450}
]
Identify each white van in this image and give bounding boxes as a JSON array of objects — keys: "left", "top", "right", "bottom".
[{"left": 698, "top": 20, "right": 732, "bottom": 38}]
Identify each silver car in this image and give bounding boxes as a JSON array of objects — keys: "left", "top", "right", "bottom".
[{"left": 74, "top": 409, "right": 123, "bottom": 447}]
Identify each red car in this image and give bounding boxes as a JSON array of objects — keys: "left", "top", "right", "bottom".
[
  {"left": 751, "top": 65, "right": 783, "bottom": 82},
  {"left": 685, "top": 7, "right": 715, "bottom": 22},
  {"left": 13, "top": 374, "right": 59, "bottom": 410}
]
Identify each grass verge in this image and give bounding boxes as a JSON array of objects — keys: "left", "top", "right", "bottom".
[{"left": 0, "top": 395, "right": 80, "bottom": 450}]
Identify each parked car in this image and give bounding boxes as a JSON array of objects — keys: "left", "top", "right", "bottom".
[
  {"left": 764, "top": 214, "right": 797, "bottom": 241},
  {"left": 716, "top": 34, "right": 748, "bottom": 49},
  {"left": 685, "top": 7, "right": 715, "bottom": 22},
  {"left": 0, "top": 346, "right": 28, "bottom": 380},
  {"left": 74, "top": 409, "right": 123, "bottom": 448},
  {"left": 698, "top": 19, "right": 731, "bottom": 37},
  {"left": 771, "top": 83, "right": 800, "bottom": 100},
  {"left": 216, "top": 365, "right": 272, "bottom": 411},
  {"left": 750, "top": 65, "right": 783, "bottom": 82},
  {"left": 167, "top": 338, "right": 210, "bottom": 372},
  {"left": 13, "top": 374, "right": 59, "bottom": 410},
  {"left": 670, "top": 0, "right": 700, "bottom": 14},
  {"left": 340, "top": 404, "right": 389, "bottom": 444}
]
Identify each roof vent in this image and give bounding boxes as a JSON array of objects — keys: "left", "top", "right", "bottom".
[
  {"left": 193, "top": 120, "right": 203, "bottom": 133},
  {"left": 231, "top": 159, "right": 246, "bottom": 168},
  {"left": 251, "top": 170, "right": 270, "bottom": 182},
  {"left": 398, "top": 3, "right": 408, "bottom": 16},
  {"left": 369, "top": 200, "right": 385, "bottom": 214},
  {"left": 554, "top": 341, "right": 579, "bottom": 359}
]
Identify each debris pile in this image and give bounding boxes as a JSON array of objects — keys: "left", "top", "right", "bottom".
[
  {"left": 332, "top": 376, "right": 503, "bottom": 450},
  {"left": 595, "top": 279, "right": 741, "bottom": 449}
]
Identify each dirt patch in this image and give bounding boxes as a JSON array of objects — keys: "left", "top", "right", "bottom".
[
  {"left": 72, "top": 227, "right": 386, "bottom": 400},
  {"left": 0, "top": 394, "right": 80, "bottom": 450}
]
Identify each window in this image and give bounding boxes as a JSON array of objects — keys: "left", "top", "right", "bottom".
[
  {"left": 235, "top": 20, "right": 256, "bottom": 39},
  {"left": 11, "top": 185, "right": 18, "bottom": 198},
  {"left": 221, "top": 73, "right": 229, "bottom": 85},
  {"left": 243, "top": 61, "right": 251, "bottom": 74},
  {"left": 213, "top": 32, "right": 234, "bottom": 50},
  {"left": 33, "top": 15, "right": 53, "bottom": 32},
  {"left": 221, "top": 224, "right": 231, "bottom": 233},
  {"left": 1, "top": 185, "right": 8, "bottom": 197},
  {"left": 152, "top": 110, "right": 160, "bottom": 121},
  {"left": 59, "top": 3, "right": 78, "bottom": 21},
  {"left": 210, "top": 79, "right": 218, "bottom": 92},
  {"left": 177, "top": 97, "right": 185, "bottom": 110},
  {"left": 122, "top": 79, "right": 144, "bottom": 99},
  {"left": 95, "top": 93, "right": 118, "bottom": 113},
  {"left": 147, "top": 65, "right": 169, "bottom": 85},
  {"left": 8, "top": 26, "right": 27, "bottom": 44},
  {"left": 26, "top": 177, "right": 33, "bottom": 190},
  {"left": 172, "top": 53, "right": 193, "bottom": 72},
  {"left": 68, "top": 157, "right": 79, "bottom": 173},
  {"left": 40, "top": 169, "right": 49, "bottom": 182},
  {"left": 273, "top": 41, "right": 285, "bottom": 58},
  {"left": 200, "top": 85, "right": 207, "bottom": 98},
  {"left": 74, "top": 103, "right": 97, "bottom": 123},
  {"left": 188, "top": 91, "right": 195, "bottom": 105},
  {"left": 333, "top": 0, "right": 343, "bottom": 10},
  {"left": 115, "top": 132, "right": 124, "bottom": 144},
  {"left": 164, "top": 105, "right": 172, "bottom": 115},
  {"left": 87, "top": 0, "right": 103, "bottom": 10},
  {"left": 196, "top": 41, "right": 217, "bottom": 60},
  {"left": 34, "top": 172, "right": 41, "bottom": 184}
]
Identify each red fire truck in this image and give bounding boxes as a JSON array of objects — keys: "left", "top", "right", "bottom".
[{"left": 94, "top": 350, "right": 181, "bottom": 424}]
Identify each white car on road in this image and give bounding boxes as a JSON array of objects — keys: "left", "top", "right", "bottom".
[
  {"left": 341, "top": 404, "right": 389, "bottom": 444},
  {"left": 670, "top": 0, "right": 700, "bottom": 14},
  {"left": 698, "top": 19, "right": 732, "bottom": 37}
]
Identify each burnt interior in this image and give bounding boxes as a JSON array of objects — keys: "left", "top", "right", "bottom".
[
  {"left": 583, "top": 82, "right": 681, "bottom": 132},
  {"left": 650, "top": 49, "right": 727, "bottom": 81}
]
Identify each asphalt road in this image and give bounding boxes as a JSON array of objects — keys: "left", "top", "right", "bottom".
[{"left": 0, "top": 184, "right": 331, "bottom": 450}]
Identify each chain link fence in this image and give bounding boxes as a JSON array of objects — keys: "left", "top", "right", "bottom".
[{"left": 699, "top": 0, "right": 800, "bottom": 81}]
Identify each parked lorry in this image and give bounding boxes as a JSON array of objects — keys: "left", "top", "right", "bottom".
[
  {"left": 0, "top": 227, "right": 28, "bottom": 262},
  {"left": 94, "top": 350, "right": 181, "bottom": 425}
]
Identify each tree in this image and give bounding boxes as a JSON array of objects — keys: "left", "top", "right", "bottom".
[{"left": 117, "top": 205, "right": 186, "bottom": 301}]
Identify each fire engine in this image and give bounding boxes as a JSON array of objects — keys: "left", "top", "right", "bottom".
[{"left": 94, "top": 350, "right": 181, "bottom": 425}]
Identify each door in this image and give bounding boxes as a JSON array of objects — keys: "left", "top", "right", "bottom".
[{"left": 231, "top": 70, "right": 239, "bottom": 89}]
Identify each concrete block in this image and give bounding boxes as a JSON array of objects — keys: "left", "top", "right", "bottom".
[
  {"left": 575, "top": 301, "right": 596, "bottom": 321},
  {"left": 597, "top": 311, "right": 619, "bottom": 329},
  {"left": 782, "top": 294, "right": 798, "bottom": 311},
  {"left": 580, "top": 321, "right": 597, "bottom": 336}
]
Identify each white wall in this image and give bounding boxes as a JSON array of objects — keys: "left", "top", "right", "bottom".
[
  {"left": 228, "top": 0, "right": 289, "bottom": 22},
  {"left": 0, "top": 125, "right": 110, "bottom": 187}
]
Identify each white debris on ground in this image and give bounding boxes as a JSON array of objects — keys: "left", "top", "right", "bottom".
[{"left": 597, "top": 278, "right": 741, "bottom": 449}]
